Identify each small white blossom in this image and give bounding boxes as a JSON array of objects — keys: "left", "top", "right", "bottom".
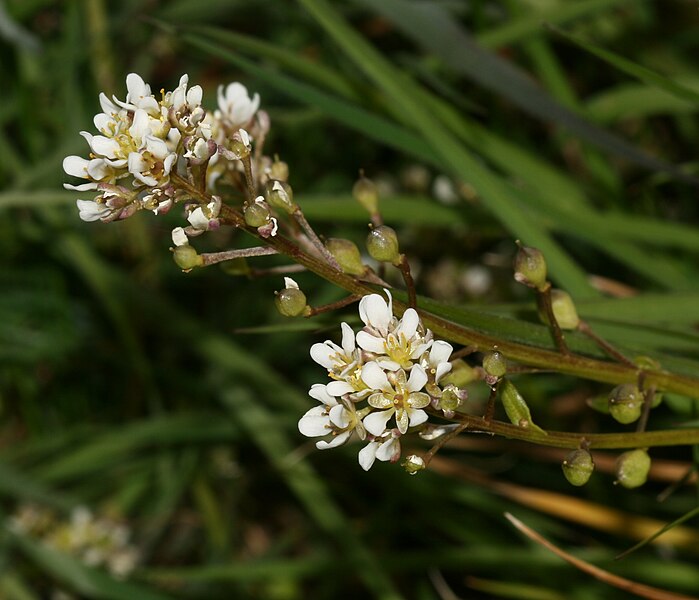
[
  {"left": 298, "top": 384, "right": 366, "bottom": 450},
  {"left": 187, "top": 196, "right": 221, "bottom": 231},
  {"left": 422, "top": 339, "right": 453, "bottom": 384},
  {"left": 76, "top": 199, "right": 112, "bottom": 222},
  {"left": 216, "top": 82, "right": 260, "bottom": 130},
  {"left": 358, "top": 432, "right": 401, "bottom": 471},
  {"left": 356, "top": 290, "right": 432, "bottom": 370},
  {"left": 362, "top": 362, "right": 430, "bottom": 435}
]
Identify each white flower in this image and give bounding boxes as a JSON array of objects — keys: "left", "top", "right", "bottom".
[
  {"left": 362, "top": 362, "right": 430, "bottom": 435},
  {"left": 310, "top": 322, "right": 359, "bottom": 377},
  {"left": 187, "top": 197, "right": 221, "bottom": 231},
  {"left": 298, "top": 384, "right": 366, "bottom": 449},
  {"left": 422, "top": 340, "right": 453, "bottom": 384},
  {"left": 216, "top": 82, "right": 260, "bottom": 129},
  {"left": 171, "top": 227, "right": 189, "bottom": 247},
  {"left": 76, "top": 199, "right": 112, "bottom": 222},
  {"left": 358, "top": 432, "right": 401, "bottom": 471},
  {"left": 356, "top": 291, "right": 432, "bottom": 370}
]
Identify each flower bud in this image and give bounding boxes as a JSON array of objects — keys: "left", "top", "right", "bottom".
[
  {"left": 274, "top": 278, "right": 309, "bottom": 317},
  {"left": 562, "top": 449, "right": 594, "bottom": 486},
  {"left": 366, "top": 225, "right": 400, "bottom": 264},
  {"left": 244, "top": 197, "right": 271, "bottom": 228},
  {"left": 269, "top": 159, "right": 289, "bottom": 182},
  {"left": 265, "top": 180, "right": 296, "bottom": 214},
  {"left": 608, "top": 384, "right": 642, "bottom": 424},
  {"left": 482, "top": 351, "right": 507, "bottom": 381},
  {"left": 325, "top": 238, "right": 365, "bottom": 276},
  {"left": 615, "top": 449, "right": 651, "bottom": 489},
  {"left": 228, "top": 128, "right": 251, "bottom": 160},
  {"left": 540, "top": 289, "right": 580, "bottom": 330},
  {"left": 402, "top": 454, "right": 425, "bottom": 475},
  {"left": 500, "top": 380, "right": 546, "bottom": 434},
  {"left": 172, "top": 245, "right": 203, "bottom": 271},
  {"left": 514, "top": 243, "right": 548, "bottom": 291},
  {"left": 353, "top": 174, "right": 379, "bottom": 215}
]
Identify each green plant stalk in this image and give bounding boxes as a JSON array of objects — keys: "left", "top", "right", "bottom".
[{"left": 171, "top": 174, "right": 699, "bottom": 451}]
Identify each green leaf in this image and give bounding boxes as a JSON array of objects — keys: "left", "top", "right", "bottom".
[
  {"left": 550, "top": 25, "right": 699, "bottom": 105},
  {"left": 295, "top": 0, "right": 597, "bottom": 298},
  {"left": 350, "top": 0, "right": 698, "bottom": 184}
]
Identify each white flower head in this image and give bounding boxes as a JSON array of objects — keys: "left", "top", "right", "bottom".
[
  {"left": 216, "top": 82, "right": 260, "bottom": 130},
  {"left": 298, "top": 384, "right": 366, "bottom": 450},
  {"left": 362, "top": 362, "right": 430, "bottom": 435},
  {"left": 422, "top": 339, "right": 453, "bottom": 384},
  {"left": 356, "top": 290, "right": 433, "bottom": 370},
  {"left": 187, "top": 196, "right": 221, "bottom": 231},
  {"left": 358, "top": 432, "right": 401, "bottom": 471}
]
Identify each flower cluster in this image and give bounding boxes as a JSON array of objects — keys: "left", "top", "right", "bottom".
[
  {"left": 10, "top": 504, "right": 139, "bottom": 579},
  {"left": 63, "top": 73, "right": 265, "bottom": 232},
  {"left": 299, "top": 291, "right": 463, "bottom": 470}
]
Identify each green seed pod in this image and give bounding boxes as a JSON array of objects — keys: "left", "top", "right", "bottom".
[
  {"left": 325, "top": 238, "right": 365, "bottom": 276},
  {"left": 172, "top": 245, "right": 203, "bottom": 271},
  {"left": 500, "top": 380, "right": 546, "bottom": 434},
  {"left": 244, "top": 199, "right": 271, "bottom": 228},
  {"left": 402, "top": 454, "right": 425, "bottom": 475},
  {"left": 483, "top": 351, "right": 507, "bottom": 379},
  {"left": 608, "top": 384, "right": 643, "bottom": 424},
  {"left": 275, "top": 278, "right": 309, "bottom": 317},
  {"left": 615, "top": 449, "right": 651, "bottom": 489},
  {"left": 439, "top": 385, "right": 463, "bottom": 412},
  {"left": 366, "top": 225, "right": 400, "bottom": 264},
  {"left": 275, "top": 288, "right": 308, "bottom": 317},
  {"left": 352, "top": 174, "right": 379, "bottom": 215},
  {"left": 562, "top": 449, "right": 594, "bottom": 486},
  {"left": 265, "top": 180, "right": 296, "bottom": 214},
  {"left": 513, "top": 243, "right": 548, "bottom": 291},
  {"left": 541, "top": 289, "right": 580, "bottom": 330}
]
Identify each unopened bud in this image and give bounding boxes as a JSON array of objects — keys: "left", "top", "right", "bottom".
[
  {"left": 265, "top": 180, "right": 296, "bottom": 214},
  {"left": 402, "top": 454, "right": 425, "bottom": 475},
  {"left": 540, "top": 289, "right": 580, "bottom": 330},
  {"left": 615, "top": 449, "right": 651, "bottom": 489},
  {"left": 325, "top": 238, "right": 365, "bottom": 276},
  {"left": 269, "top": 159, "right": 289, "bottom": 182},
  {"left": 483, "top": 351, "right": 507, "bottom": 381},
  {"left": 608, "top": 384, "right": 642, "bottom": 424},
  {"left": 172, "top": 245, "right": 203, "bottom": 271},
  {"left": 366, "top": 225, "right": 400, "bottom": 264},
  {"left": 500, "top": 380, "right": 546, "bottom": 434},
  {"left": 275, "top": 278, "right": 309, "bottom": 317},
  {"left": 244, "top": 197, "right": 271, "bottom": 228},
  {"left": 353, "top": 174, "right": 379, "bottom": 215},
  {"left": 562, "top": 449, "right": 594, "bottom": 486},
  {"left": 514, "top": 243, "right": 547, "bottom": 291}
]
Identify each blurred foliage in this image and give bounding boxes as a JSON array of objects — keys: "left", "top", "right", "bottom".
[{"left": 1, "top": 0, "right": 699, "bottom": 598}]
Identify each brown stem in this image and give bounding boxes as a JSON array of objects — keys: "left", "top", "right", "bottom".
[
  {"left": 423, "top": 421, "right": 470, "bottom": 467},
  {"left": 200, "top": 246, "right": 278, "bottom": 266},
  {"left": 484, "top": 381, "right": 500, "bottom": 423},
  {"left": 578, "top": 320, "right": 635, "bottom": 368},
  {"left": 307, "top": 294, "right": 361, "bottom": 317},
  {"left": 397, "top": 254, "right": 417, "bottom": 309},
  {"left": 636, "top": 384, "right": 656, "bottom": 434},
  {"left": 241, "top": 155, "right": 256, "bottom": 202},
  {"left": 293, "top": 209, "right": 342, "bottom": 271},
  {"left": 538, "top": 283, "right": 569, "bottom": 355},
  {"left": 449, "top": 345, "right": 478, "bottom": 361}
]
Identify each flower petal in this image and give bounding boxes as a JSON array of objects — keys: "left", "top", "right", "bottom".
[
  {"left": 408, "top": 408, "right": 429, "bottom": 428},
  {"left": 356, "top": 331, "right": 385, "bottom": 354},
  {"left": 358, "top": 293, "right": 390, "bottom": 331},
  {"left": 376, "top": 436, "right": 400, "bottom": 462},
  {"left": 361, "top": 362, "right": 391, "bottom": 392},
  {"left": 396, "top": 308, "right": 419, "bottom": 339},
  {"left": 363, "top": 409, "right": 393, "bottom": 437},
  {"left": 310, "top": 343, "right": 335, "bottom": 370},
  {"left": 329, "top": 404, "right": 350, "bottom": 429},
  {"left": 358, "top": 441, "right": 379, "bottom": 471},
  {"left": 406, "top": 364, "right": 428, "bottom": 392},
  {"left": 298, "top": 406, "right": 331, "bottom": 437},
  {"left": 325, "top": 380, "right": 354, "bottom": 397},
  {"left": 317, "top": 430, "right": 351, "bottom": 450},
  {"left": 308, "top": 383, "right": 337, "bottom": 406},
  {"left": 340, "top": 322, "right": 356, "bottom": 354},
  {"left": 429, "top": 340, "right": 453, "bottom": 366},
  {"left": 63, "top": 156, "right": 90, "bottom": 178}
]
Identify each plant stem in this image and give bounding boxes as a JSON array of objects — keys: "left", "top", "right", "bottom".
[
  {"left": 307, "top": 294, "right": 361, "bottom": 317},
  {"left": 171, "top": 173, "right": 699, "bottom": 400},
  {"left": 293, "top": 208, "right": 342, "bottom": 271},
  {"left": 397, "top": 254, "right": 417, "bottom": 308},
  {"left": 578, "top": 320, "right": 635, "bottom": 367},
  {"left": 200, "top": 246, "right": 278, "bottom": 266},
  {"left": 538, "top": 283, "right": 569, "bottom": 355}
]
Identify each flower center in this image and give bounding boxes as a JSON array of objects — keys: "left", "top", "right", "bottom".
[{"left": 384, "top": 333, "right": 414, "bottom": 367}]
